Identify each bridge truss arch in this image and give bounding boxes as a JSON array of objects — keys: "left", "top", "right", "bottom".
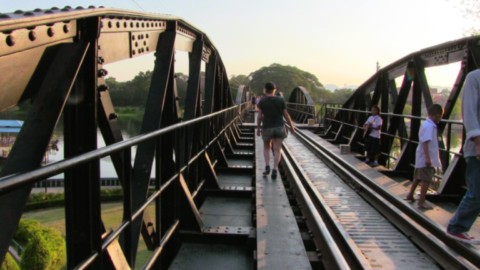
[
  {"left": 286, "top": 86, "right": 316, "bottom": 123},
  {"left": 323, "top": 35, "right": 480, "bottom": 200},
  {"left": 0, "top": 6, "right": 244, "bottom": 268}
]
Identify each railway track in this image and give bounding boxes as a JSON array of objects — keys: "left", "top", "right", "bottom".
[{"left": 279, "top": 128, "right": 480, "bottom": 269}]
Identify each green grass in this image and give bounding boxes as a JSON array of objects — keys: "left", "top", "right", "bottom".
[{"left": 22, "top": 202, "right": 155, "bottom": 269}]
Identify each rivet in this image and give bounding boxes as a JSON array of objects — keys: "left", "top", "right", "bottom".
[
  {"left": 28, "top": 31, "right": 37, "bottom": 41},
  {"left": 108, "top": 113, "right": 118, "bottom": 120},
  {"left": 0, "top": 14, "right": 10, "bottom": 19},
  {"left": 97, "top": 69, "right": 108, "bottom": 77},
  {"left": 6, "top": 35, "right": 15, "bottom": 46},
  {"left": 14, "top": 10, "right": 24, "bottom": 14},
  {"left": 47, "top": 28, "right": 54, "bottom": 37},
  {"left": 24, "top": 12, "right": 34, "bottom": 16},
  {"left": 34, "top": 8, "right": 42, "bottom": 12}
]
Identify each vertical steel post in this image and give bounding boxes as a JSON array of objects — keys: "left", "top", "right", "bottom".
[{"left": 63, "top": 17, "right": 103, "bottom": 269}]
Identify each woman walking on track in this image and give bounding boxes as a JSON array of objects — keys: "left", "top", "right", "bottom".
[{"left": 256, "top": 82, "right": 295, "bottom": 179}]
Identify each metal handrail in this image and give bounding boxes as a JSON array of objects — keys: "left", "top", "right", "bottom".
[{"left": 0, "top": 105, "right": 240, "bottom": 193}]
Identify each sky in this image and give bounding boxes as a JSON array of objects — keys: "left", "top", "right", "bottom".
[{"left": 1, "top": 0, "right": 474, "bottom": 89}]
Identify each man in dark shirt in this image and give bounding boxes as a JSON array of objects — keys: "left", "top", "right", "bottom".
[{"left": 256, "top": 82, "right": 295, "bottom": 179}]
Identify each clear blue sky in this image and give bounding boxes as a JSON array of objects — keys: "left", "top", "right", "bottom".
[{"left": 2, "top": 0, "right": 472, "bottom": 89}]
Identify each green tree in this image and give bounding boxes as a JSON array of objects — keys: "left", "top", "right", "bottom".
[
  {"left": 248, "top": 63, "right": 329, "bottom": 103},
  {"left": 1, "top": 253, "right": 19, "bottom": 270},
  {"left": 329, "top": 88, "right": 354, "bottom": 104},
  {"left": 15, "top": 219, "right": 66, "bottom": 270}
]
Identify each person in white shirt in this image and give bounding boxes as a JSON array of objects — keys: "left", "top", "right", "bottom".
[
  {"left": 447, "top": 68, "right": 480, "bottom": 244},
  {"left": 405, "top": 104, "right": 443, "bottom": 209},
  {"left": 363, "top": 105, "right": 383, "bottom": 166}
]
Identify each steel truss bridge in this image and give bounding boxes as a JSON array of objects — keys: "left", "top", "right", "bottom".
[{"left": 0, "top": 6, "right": 479, "bottom": 269}]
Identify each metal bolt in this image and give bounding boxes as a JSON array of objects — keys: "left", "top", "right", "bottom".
[
  {"left": 47, "top": 27, "right": 54, "bottom": 37},
  {"left": 97, "top": 69, "right": 108, "bottom": 77},
  {"left": 6, "top": 35, "right": 15, "bottom": 46},
  {"left": 28, "top": 31, "right": 36, "bottom": 41},
  {"left": 108, "top": 113, "right": 118, "bottom": 120},
  {"left": 97, "top": 57, "right": 105, "bottom": 64}
]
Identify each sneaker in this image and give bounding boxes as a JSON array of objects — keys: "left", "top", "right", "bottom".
[
  {"left": 371, "top": 161, "right": 379, "bottom": 166},
  {"left": 263, "top": 165, "right": 270, "bottom": 176},
  {"left": 271, "top": 169, "right": 277, "bottom": 179},
  {"left": 446, "top": 231, "right": 480, "bottom": 244}
]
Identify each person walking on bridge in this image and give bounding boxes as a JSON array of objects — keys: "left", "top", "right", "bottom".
[
  {"left": 446, "top": 69, "right": 480, "bottom": 244},
  {"left": 256, "top": 82, "right": 295, "bottom": 179},
  {"left": 405, "top": 103, "right": 443, "bottom": 209}
]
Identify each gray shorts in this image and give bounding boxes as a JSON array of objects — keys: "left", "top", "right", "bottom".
[
  {"left": 413, "top": 167, "right": 435, "bottom": 182},
  {"left": 262, "top": 126, "right": 287, "bottom": 141}
]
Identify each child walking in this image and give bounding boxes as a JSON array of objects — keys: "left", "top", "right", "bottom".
[{"left": 405, "top": 104, "right": 444, "bottom": 209}]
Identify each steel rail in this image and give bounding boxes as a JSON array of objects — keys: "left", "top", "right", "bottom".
[
  {"left": 282, "top": 143, "right": 360, "bottom": 269},
  {"left": 290, "top": 128, "right": 478, "bottom": 269}
]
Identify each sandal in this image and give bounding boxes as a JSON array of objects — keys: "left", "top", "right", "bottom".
[{"left": 404, "top": 196, "right": 415, "bottom": 202}]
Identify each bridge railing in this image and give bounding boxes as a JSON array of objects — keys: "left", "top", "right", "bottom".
[
  {"left": 324, "top": 106, "right": 463, "bottom": 192},
  {"left": 316, "top": 103, "right": 342, "bottom": 127},
  {"left": 286, "top": 102, "right": 316, "bottom": 123},
  {"left": 0, "top": 6, "right": 240, "bottom": 268},
  {"left": 0, "top": 104, "right": 244, "bottom": 268}
]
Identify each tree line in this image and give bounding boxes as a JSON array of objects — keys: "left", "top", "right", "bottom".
[{"left": 106, "top": 63, "right": 354, "bottom": 108}]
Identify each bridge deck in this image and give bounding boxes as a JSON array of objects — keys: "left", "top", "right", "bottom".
[
  {"left": 255, "top": 131, "right": 311, "bottom": 270},
  {"left": 294, "top": 130, "right": 480, "bottom": 240}
]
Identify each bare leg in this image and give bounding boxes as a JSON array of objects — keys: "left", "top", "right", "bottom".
[
  {"left": 418, "top": 181, "right": 433, "bottom": 209},
  {"left": 405, "top": 179, "right": 420, "bottom": 201},
  {"left": 263, "top": 139, "right": 272, "bottom": 168},
  {"left": 271, "top": 138, "right": 283, "bottom": 170}
]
